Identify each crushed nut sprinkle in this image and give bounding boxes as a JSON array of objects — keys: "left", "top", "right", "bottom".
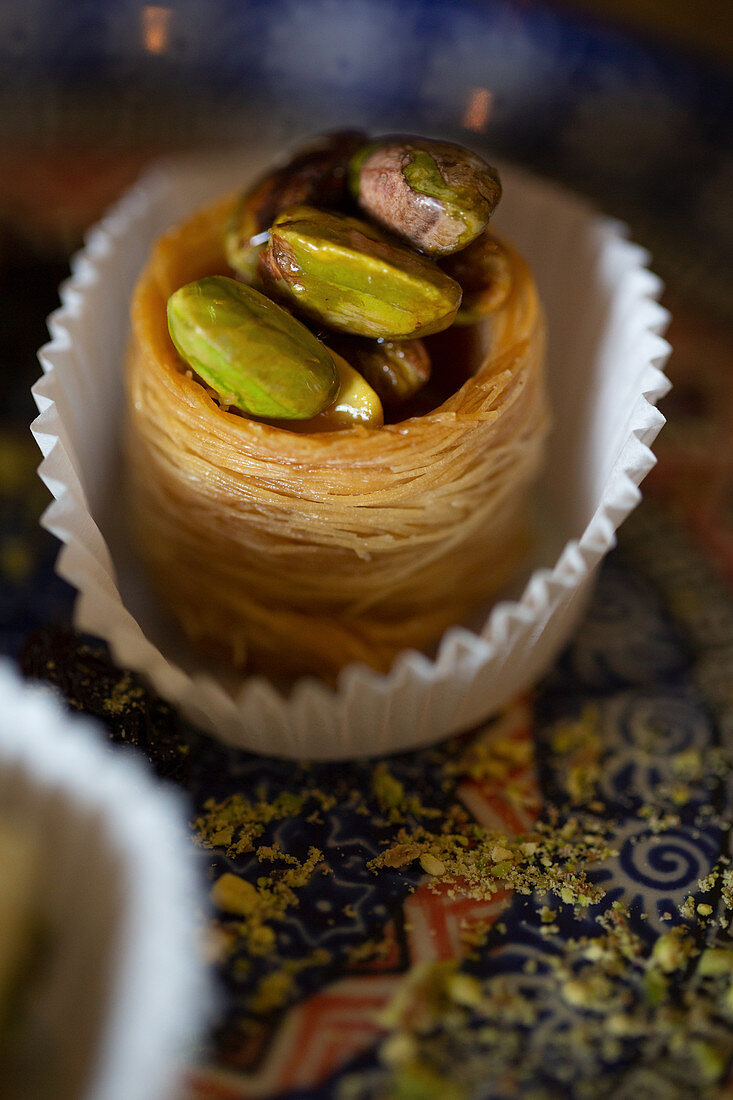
[
  {"left": 193, "top": 790, "right": 330, "bottom": 857},
  {"left": 369, "top": 809, "right": 615, "bottom": 911},
  {"left": 13, "top": 469, "right": 733, "bottom": 1096}
]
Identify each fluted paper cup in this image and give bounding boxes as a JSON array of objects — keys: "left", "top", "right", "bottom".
[
  {"left": 32, "top": 149, "right": 671, "bottom": 759},
  {"left": 0, "top": 661, "right": 209, "bottom": 1100}
]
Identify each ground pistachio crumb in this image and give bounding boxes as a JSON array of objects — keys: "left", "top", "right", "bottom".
[
  {"left": 205, "top": 842, "right": 324, "bottom": 959},
  {"left": 368, "top": 808, "right": 614, "bottom": 913},
  {"left": 420, "top": 853, "right": 446, "bottom": 876},
  {"left": 248, "top": 948, "right": 332, "bottom": 1014},
  {"left": 210, "top": 873, "right": 259, "bottom": 917}
]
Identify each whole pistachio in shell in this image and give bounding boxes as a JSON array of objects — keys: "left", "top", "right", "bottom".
[
  {"left": 441, "top": 230, "right": 512, "bottom": 324},
  {"left": 349, "top": 137, "right": 501, "bottom": 256},
  {"left": 167, "top": 276, "right": 339, "bottom": 419},
  {"left": 258, "top": 206, "right": 462, "bottom": 339},
  {"left": 328, "top": 334, "right": 430, "bottom": 405},
  {"left": 224, "top": 130, "right": 365, "bottom": 283}
]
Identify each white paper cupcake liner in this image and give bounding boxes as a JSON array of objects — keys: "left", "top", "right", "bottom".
[
  {"left": 32, "top": 150, "right": 671, "bottom": 759},
  {"left": 0, "top": 661, "right": 211, "bottom": 1100}
]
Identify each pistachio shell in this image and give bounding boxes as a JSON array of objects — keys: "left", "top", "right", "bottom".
[
  {"left": 224, "top": 130, "right": 365, "bottom": 283},
  {"left": 441, "top": 230, "right": 512, "bottom": 324},
  {"left": 350, "top": 137, "right": 501, "bottom": 255},
  {"left": 258, "top": 207, "right": 462, "bottom": 339},
  {"left": 167, "top": 276, "right": 338, "bottom": 419},
  {"left": 329, "top": 334, "right": 430, "bottom": 404},
  {"left": 270, "top": 350, "right": 383, "bottom": 432}
]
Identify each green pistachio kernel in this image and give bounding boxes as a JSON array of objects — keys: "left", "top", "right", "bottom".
[
  {"left": 271, "top": 350, "right": 383, "bottom": 433},
  {"left": 167, "top": 275, "right": 339, "bottom": 420},
  {"left": 441, "top": 229, "right": 513, "bottom": 324},
  {"left": 224, "top": 130, "right": 365, "bottom": 284},
  {"left": 350, "top": 136, "right": 502, "bottom": 255},
  {"left": 329, "top": 334, "right": 431, "bottom": 405},
  {"left": 258, "top": 206, "right": 462, "bottom": 340},
  {"left": 223, "top": 194, "right": 268, "bottom": 285}
]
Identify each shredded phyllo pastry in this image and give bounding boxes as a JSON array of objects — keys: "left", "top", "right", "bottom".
[{"left": 125, "top": 135, "right": 549, "bottom": 680}]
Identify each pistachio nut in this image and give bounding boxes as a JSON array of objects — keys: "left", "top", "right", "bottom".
[
  {"left": 223, "top": 198, "right": 266, "bottom": 285},
  {"left": 167, "top": 275, "right": 339, "bottom": 419},
  {"left": 258, "top": 206, "right": 462, "bottom": 339},
  {"left": 329, "top": 334, "right": 430, "bottom": 405},
  {"left": 441, "top": 230, "right": 512, "bottom": 324},
  {"left": 350, "top": 137, "right": 501, "bottom": 256},
  {"left": 272, "top": 350, "right": 383, "bottom": 432},
  {"left": 224, "top": 130, "right": 365, "bottom": 283}
]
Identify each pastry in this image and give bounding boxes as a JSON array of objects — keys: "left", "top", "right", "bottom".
[{"left": 125, "top": 133, "right": 549, "bottom": 681}]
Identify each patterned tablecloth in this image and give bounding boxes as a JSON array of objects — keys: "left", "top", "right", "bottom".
[
  {"left": 2, "top": 0, "right": 733, "bottom": 1089},
  {"left": 0, "top": 264, "right": 731, "bottom": 1097}
]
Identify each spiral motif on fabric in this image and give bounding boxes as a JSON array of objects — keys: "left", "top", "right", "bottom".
[
  {"left": 619, "top": 828, "right": 717, "bottom": 892},
  {"left": 562, "top": 563, "right": 686, "bottom": 690},
  {"left": 584, "top": 686, "right": 715, "bottom": 808},
  {"left": 605, "top": 687, "right": 713, "bottom": 756}
]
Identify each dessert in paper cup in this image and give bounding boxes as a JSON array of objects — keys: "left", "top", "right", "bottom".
[
  {"left": 32, "top": 135, "right": 671, "bottom": 759},
  {"left": 0, "top": 661, "right": 209, "bottom": 1100}
]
